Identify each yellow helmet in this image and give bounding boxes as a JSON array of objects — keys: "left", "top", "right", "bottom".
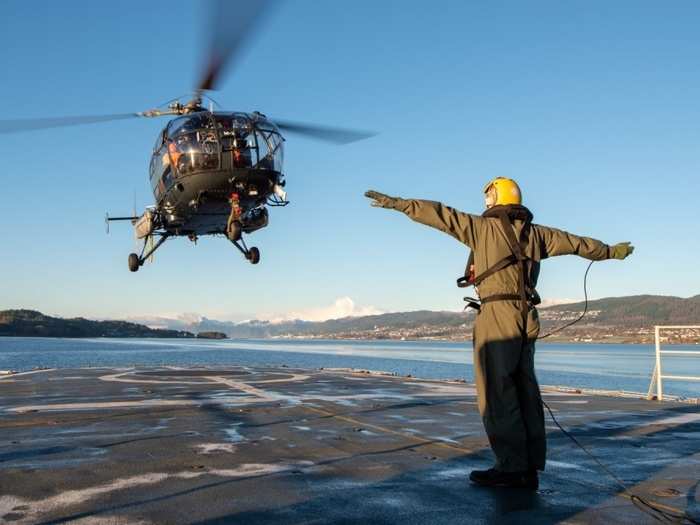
[{"left": 483, "top": 177, "right": 522, "bottom": 206}]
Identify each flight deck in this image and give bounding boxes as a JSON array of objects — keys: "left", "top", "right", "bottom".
[{"left": 1, "top": 366, "right": 699, "bottom": 524}]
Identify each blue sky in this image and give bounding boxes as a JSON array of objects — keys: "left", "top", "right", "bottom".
[{"left": 1, "top": 1, "right": 698, "bottom": 321}]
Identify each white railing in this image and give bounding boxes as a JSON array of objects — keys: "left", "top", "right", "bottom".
[{"left": 647, "top": 325, "right": 700, "bottom": 400}]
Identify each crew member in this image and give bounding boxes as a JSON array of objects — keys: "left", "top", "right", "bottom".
[{"left": 365, "top": 179, "right": 633, "bottom": 489}]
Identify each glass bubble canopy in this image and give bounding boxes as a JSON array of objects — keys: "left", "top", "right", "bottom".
[{"left": 164, "top": 111, "right": 284, "bottom": 176}]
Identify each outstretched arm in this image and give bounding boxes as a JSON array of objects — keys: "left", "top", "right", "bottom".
[
  {"left": 534, "top": 224, "right": 634, "bottom": 260},
  {"left": 365, "top": 190, "right": 481, "bottom": 247}
]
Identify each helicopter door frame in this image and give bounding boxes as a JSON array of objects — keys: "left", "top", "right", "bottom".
[
  {"left": 249, "top": 120, "right": 262, "bottom": 168},
  {"left": 150, "top": 128, "right": 171, "bottom": 200}
]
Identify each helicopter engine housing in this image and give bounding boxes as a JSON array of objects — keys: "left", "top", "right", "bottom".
[{"left": 134, "top": 209, "right": 155, "bottom": 239}]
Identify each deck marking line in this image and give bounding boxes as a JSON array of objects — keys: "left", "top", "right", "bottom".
[
  {"left": 206, "top": 376, "right": 276, "bottom": 401},
  {"left": 0, "top": 368, "right": 55, "bottom": 380},
  {"left": 250, "top": 373, "right": 310, "bottom": 384},
  {"left": 99, "top": 371, "right": 212, "bottom": 385}
]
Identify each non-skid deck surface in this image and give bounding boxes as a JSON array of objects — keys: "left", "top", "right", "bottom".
[{"left": 1, "top": 366, "right": 699, "bottom": 524}]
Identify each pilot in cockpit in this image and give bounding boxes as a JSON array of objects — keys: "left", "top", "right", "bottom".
[
  {"left": 167, "top": 141, "right": 182, "bottom": 169},
  {"left": 232, "top": 128, "right": 253, "bottom": 169}
]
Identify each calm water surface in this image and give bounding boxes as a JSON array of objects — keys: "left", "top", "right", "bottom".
[{"left": 1, "top": 337, "right": 698, "bottom": 398}]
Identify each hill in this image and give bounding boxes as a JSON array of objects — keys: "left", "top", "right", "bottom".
[
  {"left": 541, "top": 295, "right": 700, "bottom": 327},
  {"left": 197, "top": 310, "right": 471, "bottom": 340},
  {"left": 0, "top": 310, "right": 194, "bottom": 338},
  {"left": 189, "top": 295, "right": 700, "bottom": 343},
  {"left": 2, "top": 295, "right": 699, "bottom": 343}
]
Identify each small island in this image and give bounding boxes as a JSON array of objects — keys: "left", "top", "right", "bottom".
[{"left": 196, "top": 331, "right": 228, "bottom": 340}]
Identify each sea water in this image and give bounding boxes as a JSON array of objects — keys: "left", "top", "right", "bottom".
[{"left": 0, "top": 337, "right": 698, "bottom": 398}]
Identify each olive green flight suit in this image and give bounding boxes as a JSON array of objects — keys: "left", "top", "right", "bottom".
[{"left": 393, "top": 198, "right": 612, "bottom": 472}]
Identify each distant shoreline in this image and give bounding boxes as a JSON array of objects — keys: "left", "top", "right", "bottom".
[
  {"left": 2, "top": 305, "right": 699, "bottom": 344},
  {"left": 1, "top": 334, "right": 697, "bottom": 345}
]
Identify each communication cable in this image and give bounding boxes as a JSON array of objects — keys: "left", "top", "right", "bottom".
[
  {"left": 539, "top": 261, "right": 700, "bottom": 524},
  {"left": 537, "top": 260, "right": 594, "bottom": 340},
  {"left": 543, "top": 400, "right": 697, "bottom": 524}
]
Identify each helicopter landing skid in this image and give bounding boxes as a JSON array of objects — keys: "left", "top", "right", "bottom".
[
  {"left": 229, "top": 235, "right": 260, "bottom": 265},
  {"left": 128, "top": 234, "right": 170, "bottom": 272}
]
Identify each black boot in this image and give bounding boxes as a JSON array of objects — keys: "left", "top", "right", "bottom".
[{"left": 469, "top": 468, "right": 538, "bottom": 490}]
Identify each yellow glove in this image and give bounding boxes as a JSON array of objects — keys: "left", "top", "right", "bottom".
[{"left": 610, "top": 242, "right": 634, "bottom": 260}]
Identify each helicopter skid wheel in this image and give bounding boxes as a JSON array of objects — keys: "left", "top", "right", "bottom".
[
  {"left": 128, "top": 253, "right": 141, "bottom": 272},
  {"left": 246, "top": 247, "right": 260, "bottom": 265}
]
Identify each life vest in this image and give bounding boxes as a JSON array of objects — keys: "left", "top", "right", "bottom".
[{"left": 457, "top": 205, "right": 541, "bottom": 318}]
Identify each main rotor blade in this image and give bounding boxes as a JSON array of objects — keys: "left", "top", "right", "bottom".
[
  {"left": 0, "top": 113, "right": 143, "bottom": 134},
  {"left": 273, "top": 119, "right": 377, "bottom": 145},
  {"left": 197, "top": 0, "right": 278, "bottom": 91}
]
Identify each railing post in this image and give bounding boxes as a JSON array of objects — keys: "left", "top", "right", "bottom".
[{"left": 655, "top": 326, "right": 663, "bottom": 401}]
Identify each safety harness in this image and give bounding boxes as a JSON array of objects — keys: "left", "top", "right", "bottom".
[{"left": 457, "top": 205, "right": 540, "bottom": 324}]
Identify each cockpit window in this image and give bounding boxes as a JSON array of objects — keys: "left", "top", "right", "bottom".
[
  {"left": 159, "top": 112, "right": 284, "bottom": 176},
  {"left": 168, "top": 113, "right": 215, "bottom": 136},
  {"left": 153, "top": 129, "right": 166, "bottom": 153},
  {"left": 213, "top": 113, "right": 253, "bottom": 168},
  {"left": 214, "top": 113, "right": 253, "bottom": 137},
  {"left": 256, "top": 127, "right": 284, "bottom": 172},
  {"left": 212, "top": 112, "right": 284, "bottom": 173},
  {"left": 166, "top": 113, "right": 220, "bottom": 176}
]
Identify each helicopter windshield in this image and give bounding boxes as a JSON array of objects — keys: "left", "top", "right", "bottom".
[
  {"left": 213, "top": 112, "right": 284, "bottom": 173},
  {"left": 157, "top": 112, "right": 284, "bottom": 178},
  {"left": 166, "top": 112, "right": 219, "bottom": 176}
]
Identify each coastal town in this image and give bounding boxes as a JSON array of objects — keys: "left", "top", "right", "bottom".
[{"left": 274, "top": 307, "right": 700, "bottom": 344}]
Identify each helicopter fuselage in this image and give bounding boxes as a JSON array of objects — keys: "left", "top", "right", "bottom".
[{"left": 147, "top": 110, "right": 285, "bottom": 237}]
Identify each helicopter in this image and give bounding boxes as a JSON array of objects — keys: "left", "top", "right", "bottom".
[{"left": 0, "top": 0, "right": 374, "bottom": 272}]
